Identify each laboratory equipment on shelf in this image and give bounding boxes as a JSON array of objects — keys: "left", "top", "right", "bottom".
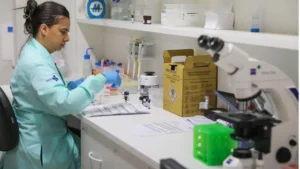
[
  {"left": 132, "top": 0, "right": 161, "bottom": 24},
  {"left": 162, "top": 4, "right": 203, "bottom": 27},
  {"left": 111, "top": 0, "right": 132, "bottom": 20},
  {"left": 198, "top": 35, "right": 298, "bottom": 168}
]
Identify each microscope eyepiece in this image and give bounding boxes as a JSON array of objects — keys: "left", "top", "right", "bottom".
[
  {"left": 208, "top": 37, "right": 224, "bottom": 53},
  {"left": 198, "top": 35, "right": 225, "bottom": 53},
  {"left": 198, "top": 35, "right": 210, "bottom": 49}
]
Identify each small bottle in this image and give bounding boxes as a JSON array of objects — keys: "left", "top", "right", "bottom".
[
  {"left": 94, "top": 62, "right": 102, "bottom": 74},
  {"left": 250, "top": 5, "right": 262, "bottom": 33},
  {"left": 83, "top": 48, "right": 93, "bottom": 77},
  {"left": 117, "top": 63, "right": 124, "bottom": 75}
]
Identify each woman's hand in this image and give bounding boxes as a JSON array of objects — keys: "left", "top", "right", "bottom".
[{"left": 101, "top": 70, "right": 121, "bottom": 88}]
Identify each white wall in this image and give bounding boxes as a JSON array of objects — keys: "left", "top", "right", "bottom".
[
  {"left": 0, "top": 0, "right": 14, "bottom": 85},
  {"left": 234, "top": 0, "right": 298, "bottom": 34}
]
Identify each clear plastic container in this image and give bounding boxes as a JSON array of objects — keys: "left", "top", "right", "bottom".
[{"left": 111, "top": 0, "right": 132, "bottom": 20}]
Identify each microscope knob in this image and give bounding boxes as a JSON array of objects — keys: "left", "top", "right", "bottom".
[
  {"left": 212, "top": 53, "right": 220, "bottom": 62},
  {"left": 289, "top": 139, "right": 297, "bottom": 147},
  {"left": 276, "top": 147, "right": 291, "bottom": 163}
]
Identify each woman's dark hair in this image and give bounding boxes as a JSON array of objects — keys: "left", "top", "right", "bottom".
[{"left": 23, "top": 0, "right": 69, "bottom": 38}]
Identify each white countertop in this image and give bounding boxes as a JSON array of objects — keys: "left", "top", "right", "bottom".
[
  {"left": 81, "top": 95, "right": 222, "bottom": 169},
  {"left": 0, "top": 85, "right": 221, "bottom": 169}
]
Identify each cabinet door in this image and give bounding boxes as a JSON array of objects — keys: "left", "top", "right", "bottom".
[
  {"left": 81, "top": 129, "right": 114, "bottom": 169},
  {"left": 113, "top": 155, "right": 139, "bottom": 169},
  {"left": 113, "top": 147, "right": 154, "bottom": 169}
]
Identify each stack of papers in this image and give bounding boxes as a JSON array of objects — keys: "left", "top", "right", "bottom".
[{"left": 83, "top": 103, "right": 151, "bottom": 117}]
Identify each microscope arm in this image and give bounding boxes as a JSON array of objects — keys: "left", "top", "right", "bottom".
[{"left": 198, "top": 35, "right": 297, "bottom": 114}]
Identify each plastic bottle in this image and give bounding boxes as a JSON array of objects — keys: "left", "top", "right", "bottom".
[
  {"left": 95, "top": 62, "right": 102, "bottom": 73},
  {"left": 250, "top": 5, "right": 262, "bottom": 32},
  {"left": 83, "top": 48, "right": 93, "bottom": 77}
]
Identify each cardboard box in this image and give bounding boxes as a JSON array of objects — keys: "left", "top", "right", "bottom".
[{"left": 163, "top": 49, "right": 217, "bottom": 117}]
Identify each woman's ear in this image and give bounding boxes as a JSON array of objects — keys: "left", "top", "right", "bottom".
[{"left": 39, "top": 24, "right": 49, "bottom": 36}]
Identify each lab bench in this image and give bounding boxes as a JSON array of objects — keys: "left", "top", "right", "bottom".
[
  {"left": 79, "top": 95, "right": 221, "bottom": 169},
  {"left": 0, "top": 85, "right": 221, "bottom": 169}
]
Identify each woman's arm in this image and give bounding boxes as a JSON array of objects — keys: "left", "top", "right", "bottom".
[{"left": 29, "top": 63, "right": 106, "bottom": 116}]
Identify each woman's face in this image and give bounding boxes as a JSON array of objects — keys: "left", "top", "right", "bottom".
[{"left": 43, "top": 16, "right": 70, "bottom": 53}]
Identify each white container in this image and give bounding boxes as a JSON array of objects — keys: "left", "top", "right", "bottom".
[
  {"left": 204, "top": 11, "right": 234, "bottom": 30},
  {"left": 162, "top": 4, "right": 204, "bottom": 27},
  {"left": 111, "top": 0, "right": 132, "bottom": 20}
]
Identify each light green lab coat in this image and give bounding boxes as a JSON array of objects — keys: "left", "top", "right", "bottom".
[{"left": 0, "top": 38, "right": 106, "bottom": 169}]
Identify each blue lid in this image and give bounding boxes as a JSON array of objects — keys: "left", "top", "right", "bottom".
[
  {"left": 95, "top": 62, "right": 101, "bottom": 66},
  {"left": 117, "top": 63, "right": 122, "bottom": 66},
  {"left": 84, "top": 48, "right": 93, "bottom": 60},
  {"left": 84, "top": 55, "right": 90, "bottom": 60},
  {"left": 251, "top": 28, "right": 260, "bottom": 32},
  {"left": 7, "top": 26, "right": 13, "bottom": 33}
]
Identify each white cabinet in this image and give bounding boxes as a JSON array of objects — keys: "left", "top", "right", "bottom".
[
  {"left": 81, "top": 125, "right": 115, "bottom": 169},
  {"left": 81, "top": 122, "right": 151, "bottom": 169}
]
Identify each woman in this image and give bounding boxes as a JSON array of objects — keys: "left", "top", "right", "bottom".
[{"left": 0, "top": 1, "right": 120, "bottom": 169}]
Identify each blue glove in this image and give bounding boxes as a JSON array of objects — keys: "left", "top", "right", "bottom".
[
  {"left": 68, "top": 77, "right": 85, "bottom": 90},
  {"left": 101, "top": 70, "right": 121, "bottom": 88}
]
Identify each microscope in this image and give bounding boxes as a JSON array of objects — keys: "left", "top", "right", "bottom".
[
  {"left": 160, "top": 35, "right": 298, "bottom": 169},
  {"left": 198, "top": 35, "right": 298, "bottom": 168}
]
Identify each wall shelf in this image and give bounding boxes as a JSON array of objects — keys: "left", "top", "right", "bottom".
[{"left": 77, "top": 19, "right": 298, "bottom": 51}]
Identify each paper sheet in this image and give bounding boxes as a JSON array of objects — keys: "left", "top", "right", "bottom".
[
  {"left": 130, "top": 119, "right": 194, "bottom": 137},
  {"left": 130, "top": 116, "right": 216, "bottom": 137}
]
